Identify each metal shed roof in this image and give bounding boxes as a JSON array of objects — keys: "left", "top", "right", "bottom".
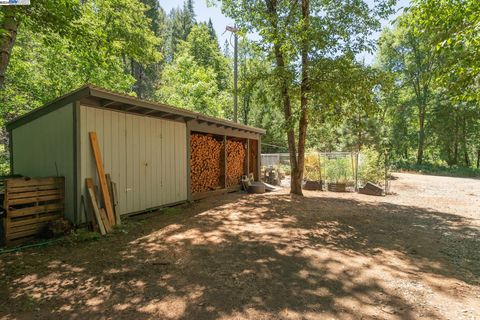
[{"left": 6, "top": 84, "right": 266, "bottom": 135}]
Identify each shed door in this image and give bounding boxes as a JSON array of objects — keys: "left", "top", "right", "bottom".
[{"left": 124, "top": 113, "right": 187, "bottom": 213}]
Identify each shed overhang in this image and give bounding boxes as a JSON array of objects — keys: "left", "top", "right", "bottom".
[{"left": 6, "top": 85, "right": 266, "bottom": 136}]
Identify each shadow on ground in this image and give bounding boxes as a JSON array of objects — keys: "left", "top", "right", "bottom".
[{"left": 0, "top": 191, "right": 479, "bottom": 319}]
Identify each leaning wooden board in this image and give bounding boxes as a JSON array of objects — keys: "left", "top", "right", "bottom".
[
  {"left": 106, "top": 173, "right": 120, "bottom": 226},
  {"left": 89, "top": 132, "right": 115, "bottom": 226},
  {"left": 85, "top": 178, "right": 107, "bottom": 235}
]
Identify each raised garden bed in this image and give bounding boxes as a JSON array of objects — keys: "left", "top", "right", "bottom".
[
  {"left": 327, "top": 182, "right": 346, "bottom": 192},
  {"left": 303, "top": 180, "right": 323, "bottom": 191}
]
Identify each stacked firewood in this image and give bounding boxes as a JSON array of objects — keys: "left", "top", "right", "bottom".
[
  {"left": 190, "top": 134, "right": 223, "bottom": 193},
  {"left": 226, "top": 140, "right": 246, "bottom": 186}
]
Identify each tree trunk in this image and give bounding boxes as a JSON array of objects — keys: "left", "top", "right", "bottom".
[
  {"left": 462, "top": 113, "right": 470, "bottom": 167},
  {"left": 275, "top": 44, "right": 298, "bottom": 192},
  {"left": 453, "top": 118, "right": 459, "bottom": 165},
  {"left": 291, "top": 0, "right": 310, "bottom": 196},
  {"left": 416, "top": 104, "right": 425, "bottom": 164},
  {"left": 0, "top": 8, "right": 19, "bottom": 88},
  {"left": 266, "top": 0, "right": 299, "bottom": 194},
  {"left": 476, "top": 148, "right": 480, "bottom": 169}
]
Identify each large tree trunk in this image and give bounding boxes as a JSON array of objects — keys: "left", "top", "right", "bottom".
[
  {"left": 0, "top": 8, "right": 19, "bottom": 88},
  {"left": 266, "top": 0, "right": 299, "bottom": 194},
  {"left": 273, "top": 44, "right": 298, "bottom": 190},
  {"left": 292, "top": 0, "right": 310, "bottom": 195}
]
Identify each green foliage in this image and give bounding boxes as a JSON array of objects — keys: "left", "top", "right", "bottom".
[
  {"left": 163, "top": 207, "right": 181, "bottom": 215},
  {"left": 64, "top": 230, "right": 101, "bottom": 243},
  {"left": 156, "top": 24, "right": 231, "bottom": 117},
  {"left": 0, "top": 145, "right": 9, "bottom": 176},
  {"left": 375, "top": 0, "right": 480, "bottom": 170},
  {"left": 1, "top": 0, "right": 161, "bottom": 123},
  {"left": 165, "top": 0, "right": 196, "bottom": 61},
  {"left": 409, "top": 0, "right": 480, "bottom": 102},
  {"left": 393, "top": 162, "right": 480, "bottom": 178},
  {"left": 303, "top": 153, "right": 322, "bottom": 181},
  {"left": 358, "top": 147, "right": 385, "bottom": 185},
  {"left": 324, "top": 158, "right": 353, "bottom": 184}
]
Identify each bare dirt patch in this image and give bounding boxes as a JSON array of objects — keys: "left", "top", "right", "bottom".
[{"left": 1, "top": 172, "right": 479, "bottom": 319}]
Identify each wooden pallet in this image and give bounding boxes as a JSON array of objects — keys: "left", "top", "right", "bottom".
[{"left": 3, "top": 177, "right": 65, "bottom": 245}]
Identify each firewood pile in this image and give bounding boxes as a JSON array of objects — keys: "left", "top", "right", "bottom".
[
  {"left": 190, "top": 134, "right": 223, "bottom": 193},
  {"left": 226, "top": 140, "right": 246, "bottom": 186}
]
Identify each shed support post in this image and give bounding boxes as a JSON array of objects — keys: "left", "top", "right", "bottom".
[
  {"left": 186, "top": 121, "right": 192, "bottom": 202},
  {"left": 257, "top": 137, "right": 262, "bottom": 181},
  {"left": 223, "top": 135, "right": 227, "bottom": 188},
  {"left": 246, "top": 139, "right": 250, "bottom": 176}
]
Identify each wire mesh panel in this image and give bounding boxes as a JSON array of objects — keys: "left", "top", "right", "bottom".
[{"left": 261, "top": 150, "right": 388, "bottom": 194}]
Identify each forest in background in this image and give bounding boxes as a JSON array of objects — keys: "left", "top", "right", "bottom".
[{"left": 0, "top": 0, "right": 479, "bottom": 182}]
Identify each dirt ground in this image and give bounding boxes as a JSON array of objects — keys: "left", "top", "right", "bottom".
[{"left": 1, "top": 172, "right": 479, "bottom": 320}]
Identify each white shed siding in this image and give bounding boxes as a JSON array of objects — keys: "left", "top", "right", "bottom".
[
  {"left": 11, "top": 103, "right": 76, "bottom": 222},
  {"left": 79, "top": 105, "right": 187, "bottom": 220}
]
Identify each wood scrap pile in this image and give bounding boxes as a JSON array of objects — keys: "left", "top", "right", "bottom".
[
  {"left": 190, "top": 134, "right": 223, "bottom": 193},
  {"left": 84, "top": 132, "right": 120, "bottom": 235},
  {"left": 226, "top": 140, "right": 246, "bottom": 187}
]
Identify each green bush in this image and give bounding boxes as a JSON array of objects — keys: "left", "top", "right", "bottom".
[
  {"left": 279, "top": 163, "right": 291, "bottom": 175},
  {"left": 393, "top": 162, "right": 480, "bottom": 178},
  {"left": 324, "top": 157, "right": 353, "bottom": 183},
  {"left": 304, "top": 153, "right": 323, "bottom": 181},
  {"left": 358, "top": 147, "right": 385, "bottom": 185},
  {"left": 0, "top": 145, "right": 10, "bottom": 176}
]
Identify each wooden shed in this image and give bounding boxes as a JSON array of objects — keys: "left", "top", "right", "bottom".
[{"left": 6, "top": 85, "right": 265, "bottom": 225}]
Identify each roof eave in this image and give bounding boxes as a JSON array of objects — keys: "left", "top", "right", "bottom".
[{"left": 6, "top": 84, "right": 266, "bottom": 135}]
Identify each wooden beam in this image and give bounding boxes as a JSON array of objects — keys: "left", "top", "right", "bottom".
[
  {"left": 189, "top": 121, "right": 261, "bottom": 140},
  {"left": 122, "top": 105, "right": 139, "bottom": 112},
  {"left": 247, "top": 139, "right": 250, "bottom": 176},
  {"left": 161, "top": 114, "right": 184, "bottom": 121},
  {"left": 101, "top": 99, "right": 117, "bottom": 107},
  {"left": 88, "top": 132, "right": 116, "bottom": 226},
  {"left": 223, "top": 135, "right": 227, "bottom": 188},
  {"left": 186, "top": 123, "right": 192, "bottom": 202},
  {"left": 143, "top": 109, "right": 161, "bottom": 115}
]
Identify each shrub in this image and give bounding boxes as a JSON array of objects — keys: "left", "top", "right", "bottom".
[
  {"left": 324, "top": 157, "right": 353, "bottom": 184},
  {"left": 392, "top": 162, "right": 480, "bottom": 178},
  {"left": 358, "top": 147, "right": 385, "bottom": 185},
  {"left": 0, "top": 145, "right": 10, "bottom": 176},
  {"left": 304, "top": 153, "right": 322, "bottom": 181}
]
